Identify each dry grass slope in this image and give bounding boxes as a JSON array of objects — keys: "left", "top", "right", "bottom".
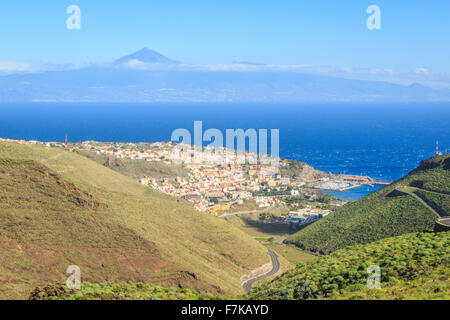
[{"left": 0, "top": 142, "right": 268, "bottom": 299}]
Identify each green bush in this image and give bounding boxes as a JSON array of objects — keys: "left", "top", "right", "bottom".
[
  {"left": 248, "top": 231, "right": 450, "bottom": 300},
  {"left": 30, "top": 282, "right": 226, "bottom": 300}
]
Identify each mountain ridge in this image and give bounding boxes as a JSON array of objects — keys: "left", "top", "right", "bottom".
[{"left": 1, "top": 67, "right": 448, "bottom": 103}]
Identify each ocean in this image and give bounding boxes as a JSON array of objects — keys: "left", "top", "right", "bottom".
[{"left": 1, "top": 102, "right": 449, "bottom": 199}]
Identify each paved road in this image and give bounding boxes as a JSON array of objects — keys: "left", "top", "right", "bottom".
[
  {"left": 411, "top": 187, "right": 450, "bottom": 197},
  {"left": 392, "top": 186, "right": 450, "bottom": 231},
  {"left": 242, "top": 250, "right": 280, "bottom": 293},
  {"left": 396, "top": 186, "right": 450, "bottom": 218},
  {"left": 438, "top": 217, "right": 450, "bottom": 226},
  {"left": 397, "top": 187, "right": 441, "bottom": 218}
]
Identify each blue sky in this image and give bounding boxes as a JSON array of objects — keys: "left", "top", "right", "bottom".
[{"left": 0, "top": 0, "right": 449, "bottom": 72}]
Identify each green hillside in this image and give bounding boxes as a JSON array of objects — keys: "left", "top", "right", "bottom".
[
  {"left": 0, "top": 142, "right": 269, "bottom": 299},
  {"left": 248, "top": 231, "right": 450, "bottom": 300},
  {"left": 29, "top": 282, "right": 224, "bottom": 300},
  {"left": 413, "top": 190, "right": 450, "bottom": 217},
  {"left": 286, "top": 155, "right": 450, "bottom": 254},
  {"left": 32, "top": 232, "right": 449, "bottom": 301}
]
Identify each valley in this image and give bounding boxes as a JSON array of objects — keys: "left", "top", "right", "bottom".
[
  {"left": 0, "top": 140, "right": 269, "bottom": 298},
  {"left": 0, "top": 138, "right": 448, "bottom": 300}
]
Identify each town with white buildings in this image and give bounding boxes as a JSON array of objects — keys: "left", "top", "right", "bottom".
[{"left": 0, "top": 138, "right": 388, "bottom": 224}]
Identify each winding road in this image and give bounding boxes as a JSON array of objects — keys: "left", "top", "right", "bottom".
[
  {"left": 242, "top": 249, "right": 280, "bottom": 293},
  {"left": 397, "top": 187, "right": 441, "bottom": 218},
  {"left": 396, "top": 186, "right": 448, "bottom": 218},
  {"left": 395, "top": 186, "right": 450, "bottom": 230}
]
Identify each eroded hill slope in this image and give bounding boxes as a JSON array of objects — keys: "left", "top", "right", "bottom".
[{"left": 0, "top": 142, "right": 268, "bottom": 299}]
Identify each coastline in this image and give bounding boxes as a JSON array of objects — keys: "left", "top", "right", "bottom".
[
  {"left": 321, "top": 184, "right": 387, "bottom": 201},
  {"left": 1, "top": 136, "right": 391, "bottom": 202}
]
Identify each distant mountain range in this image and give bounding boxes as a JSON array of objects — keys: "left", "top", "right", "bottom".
[{"left": 1, "top": 48, "right": 449, "bottom": 103}]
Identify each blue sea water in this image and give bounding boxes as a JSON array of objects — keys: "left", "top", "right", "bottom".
[
  {"left": 0, "top": 102, "right": 449, "bottom": 198},
  {"left": 322, "top": 185, "right": 386, "bottom": 201}
]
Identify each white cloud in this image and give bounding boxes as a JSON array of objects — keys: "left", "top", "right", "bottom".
[
  {"left": 414, "top": 67, "right": 430, "bottom": 75},
  {"left": 0, "top": 61, "right": 36, "bottom": 73},
  {"left": 113, "top": 60, "right": 450, "bottom": 88},
  {"left": 121, "top": 59, "right": 150, "bottom": 70},
  {"left": 0, "top": 61, "right": 72, "bottom": 75},
  {"left": 2, "top": 58, "right": 449, "bottom": 89}
]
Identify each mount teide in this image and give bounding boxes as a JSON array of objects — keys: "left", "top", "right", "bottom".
[{"left": 113, "top": 48, "right": 181, "bottom": 66}]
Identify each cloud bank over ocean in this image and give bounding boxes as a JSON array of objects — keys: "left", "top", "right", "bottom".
[
  {"left": 0, "top": 61, "right": 73, "bottom": 75},
  {"left": 1, "top": 48, "right": 449, "bottom": 89},
  {"left": 0, "top": 49, "right": 449, "bottom": 103}
]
